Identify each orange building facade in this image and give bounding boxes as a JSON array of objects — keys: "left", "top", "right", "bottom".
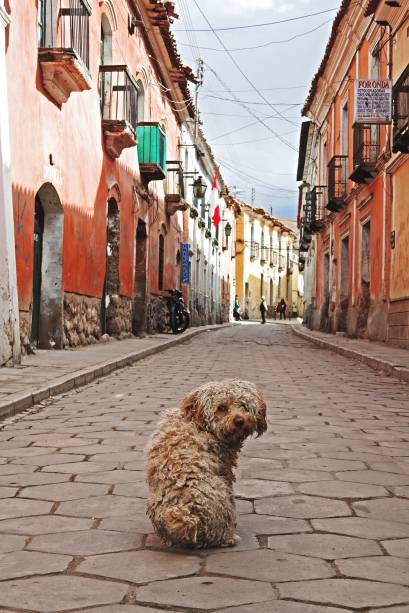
[
  {"left": 4, "top": 0, "right": 205, "bottom": 354},
  {"left": 298, "top": 0, "right": 409, "bottom": 348}
]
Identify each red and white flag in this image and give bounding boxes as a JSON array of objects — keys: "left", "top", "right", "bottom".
[
  {"left": 211, "top": 166, "right": 220, "bottom": 191},
  {"left": 212, "top": 204, "right": 221, "bottom": 228}
]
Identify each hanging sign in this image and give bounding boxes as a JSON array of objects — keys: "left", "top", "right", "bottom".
[
  {"left": 180, "top": 243, "right": 190, "bottom": 285},
  {"left": 354, "top": 79, "right": 393, "bottom": 124}
]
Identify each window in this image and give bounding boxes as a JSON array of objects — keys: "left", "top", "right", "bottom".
[
  {"left": 38, "top": 0, "right": 45, "bottom": 46},
  {"left": 341, "top": 103, "right": 348, "bottom": 157},
  {"left": 260, "top": 273, "right": 264, "bottom": 298},
  {"left": 158, "top": 234, "right": 165, "bottom": 291},
  {"left": 340, "top": 236, "right": 349, "bottom": 299},
  {"left": 361, "top": 221, "right": 371, "bottom": 285},
  {"left": 136, "top": 80, "right": 145, "bottom": 122}
]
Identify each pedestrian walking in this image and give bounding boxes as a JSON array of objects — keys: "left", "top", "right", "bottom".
[
  {"left": 278, "top": 298, "right": 287, "bottom": 320},
  {"left": 259, "top": 296, "right": 267, "bottom": 324},
  {"left": 233, "top": 295, "right": 241, "bottom": 321}
]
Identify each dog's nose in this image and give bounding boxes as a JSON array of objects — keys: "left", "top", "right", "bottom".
[{"left": 234, "top": 416, "right": 245, "bottom": 427}]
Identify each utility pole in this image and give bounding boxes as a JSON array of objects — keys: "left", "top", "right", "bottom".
[
  {"left": 194, "top": 58, "right": 204, "bottom": 140},
  {"left": 251, "top": 187, "right": 256, "bottom": 207}
]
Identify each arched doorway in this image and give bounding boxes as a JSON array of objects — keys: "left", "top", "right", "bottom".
[
  {"left": 101, "top": 198, "right": 120, "bottom": 335},
  {"left": 31, "top": 183, "right": 64, "bottom": 349},
  {"left": 132, "top": 219, "right": 148, "bottom": 334}
]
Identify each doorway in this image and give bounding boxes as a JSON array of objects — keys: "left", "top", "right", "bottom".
[
  {"left": 101, "top": 198, "right": 120, "bottom": 335},
  {"left": 132, "top": 219, "right": 148, "bottom": 334},
  {"left": 31, "top": 183, "right": 64, "bottom": 348}
]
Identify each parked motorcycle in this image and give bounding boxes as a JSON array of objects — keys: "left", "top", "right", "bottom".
[{"left": 165, "top": 289, "right": 190, "bottom": 334}]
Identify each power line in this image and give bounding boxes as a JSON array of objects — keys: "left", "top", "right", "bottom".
[
  {"left": 220, "top": 158, "right": 297, "bottom": 193},
  {"left": 173, "top": 7, "right": 339, "bottom": 32},
  {"left": 204, "top": 94, "right": 302, "bottom": 106},
  {"left": 179, "top": 19, "right": 332, "bottom": 52},
  {"left": 192, "top": 2, "right": 299, "bottom": 140},
  {"left": 210, "top": 129, "right": 299, "bottom": 147}
]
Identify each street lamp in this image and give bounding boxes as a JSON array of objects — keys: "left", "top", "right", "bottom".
[
  {"left": 192, "top": 176, "right": 207, "bottom": 200},
  {"left": 224, "top": 222, "right": 232, "bottom": 238}
]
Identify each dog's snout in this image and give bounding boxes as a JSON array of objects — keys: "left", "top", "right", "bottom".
[{"left": 234, "top": 416, "right": 245, "bottom": 427}]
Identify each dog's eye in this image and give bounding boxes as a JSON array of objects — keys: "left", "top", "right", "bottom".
[{"left": 217, "top": 405, "right": 228, "bottom": 415}]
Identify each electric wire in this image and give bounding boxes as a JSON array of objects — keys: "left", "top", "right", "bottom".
[
  {"left": 173, "top": 7, "right": 339, "bottom": 32},
  {"left": 179, "top": 19, "right": 332, "bottom": 52}
]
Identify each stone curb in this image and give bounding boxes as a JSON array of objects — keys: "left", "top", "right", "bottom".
[
  {"left": 292, "top": 325, "right": 409, "bottom": 384},
  {"left": 0, "top": 324, "right": 233, "bottom": 421}
]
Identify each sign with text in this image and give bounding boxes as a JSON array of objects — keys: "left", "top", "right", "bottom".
[
  {"left": 180, "top": 243, "right": 190, "bottom": 285},
  {"left": 354, "top": 79, "right": 392, "bottom": 124}
]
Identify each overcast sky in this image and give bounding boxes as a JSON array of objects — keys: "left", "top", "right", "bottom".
[{"left": 172, "top": 0, "right": 338, "bottom": 220}]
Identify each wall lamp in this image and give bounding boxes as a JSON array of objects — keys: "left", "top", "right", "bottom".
[{"left": 192, "top": 176, "right": 207, "bottom": 200}]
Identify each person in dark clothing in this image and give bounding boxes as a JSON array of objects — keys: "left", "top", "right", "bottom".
[
  {"left": 233, "top": 295, "right": 241, "bottom": 321},
  {"left": 278, "top": 298, "right": 286, "bottom": 320},
  {"left": 259, "top": 296, "right": 267, "bottom": 324}
]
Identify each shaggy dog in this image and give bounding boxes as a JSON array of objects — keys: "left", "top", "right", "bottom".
[{"left": 146, "top": 379, "right": 267, "bottom": 549}]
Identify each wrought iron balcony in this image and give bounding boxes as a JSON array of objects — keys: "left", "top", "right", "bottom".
[
  {"left": 305, "top": 185, "right": 326, "bottom": 232},
  {"left": 327, "top": 155, "right": 348, "bottom": 212},
  {"left": 350, "top": 125, "right": 379, "bottom": 184},
  {"left": 165, "top": 161, "right": 187, "bottom": 216},
  {"left": 100, "top": 66, "right": 139, "bottom": 158},
  {"left": 393, "top": 64, "right": 409, "bottom": 153},
  {"left": 260, "top": 246, "right": 268, "bottom": 264},
  {"left": 137, "top": 122, "right": 167, "bottom": 183},
  {"left": 38, "top": 0, "right": 92, "bottom": 104}
]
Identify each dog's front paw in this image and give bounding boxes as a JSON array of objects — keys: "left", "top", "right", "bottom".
[{"left": 222, "top": 533, "right": 241, "bottom": 547}]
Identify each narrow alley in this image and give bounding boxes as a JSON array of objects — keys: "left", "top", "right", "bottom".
[{"left": 0, "top": 324, "right": 409, "bottom": 612}]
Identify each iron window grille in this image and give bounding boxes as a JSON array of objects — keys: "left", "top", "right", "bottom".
[{"left": 100, "top": 65, "right": 139, "bottom": 132}]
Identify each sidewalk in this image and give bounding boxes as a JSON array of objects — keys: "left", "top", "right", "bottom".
[
  {"left": 293, "top": 325, "right": 409, "bottom": 383},
  {"left": 0, "top": 324, "right": 231, "bottom": 420}
]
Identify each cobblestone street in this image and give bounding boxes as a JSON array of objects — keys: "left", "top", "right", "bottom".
[{"left": 1, "top": 323, "right": 409, "bottom": 612}]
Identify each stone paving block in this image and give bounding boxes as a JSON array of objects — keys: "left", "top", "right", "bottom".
[
  {"left": 287, "top": 458, "right": 366, "bottom": 471},
  {"left": 296, "top": 480, "right": 388, "bottom": 499},
  {"left": 216, "top": 603, "right": 348, "bottom": 613},
  {"left": 312, "top": 517, "right": 409, "bottom": 539},
  {"left": 0, "top": 497, "right": 52, "bottom": 520},
  {"left": 207, "top": 549, "right": 333, "bottom": 582},
  {"left": 337, "top": 555, "right": 409, "bottom": 585},
  {"left": 19, "top": 481, "right": 109, "bottom": 501},
  {"left": 353, "top": 497, "right": 409, "bottom": 522},
  {"left": 99, "top": 515, "right": 153, "bottom": 534},
  {"left": 76, "top": 607, "right": 180, "bottom": 613},
  {"left": 0, "top": 472, "right": 69, "bottom": 487},
  {"left": 231, "top": 513, "right": 311, "bottom": 536},
  {"left": 235, "top": 478, "right": 294, "bottom": 499},
  {"left": 0, "top": 575, "right": 128, "bottom": 611},
  {"left": 76, "top": 470, "right": 145, "bottom": 484},
  {"left": 112, "top": 482, "right": 149, "bottom": 498},
  {"left": 10, "top": 453, "right": 86, "bottom": 466},
  {"left": 1, "top": 447, "right": 59, "bottom": 458},
  {"left": 136, "top": 577, "right": 276, "bottom": 609},
  {"left": 236, "top": 499, "right": 253, "bottom": 514},
  {"left": 368, "top": 461, "right": 409, "bottom": 474},
  {"left": 145, "top": 530, "right": 259, "bottom": 553},
  {"left": 267, "top": 532, "right": 381, "bottom": 559},
  {"left": 370, "top": 607, "right": 409, "bottom": 613},
  {"left": 0, "top": 550, "right": 70, "bottom": 580},
  {"left": 0, "top": 464, "right": 37, "bottom": 476},
  {"left": 336, "top": 470, "right": 409, "bottom": 485},
  {"left": 42, "top": 461, "right": 119, "bottom": 473},
  {"left": 0, "top": 487, "right": 18, "bottom": 498},
  {"left": 278, "top": 578, "right": 409, "bottom": 608},
  {"left": 28, "top": 529, "right": 144, "bottom": 555},
  {"left": 0, "top": 514, "right": 93, "bottom": 535},
  {"left": 79, "top": 549, "right": 200, "bottom": 583},
  {"left": 382, "top": 538, "right": 409, "bottom": 557},
  {"left": 255, "top": 495, "right": 351, "bottom": 519},
  {"left": 0, "top": 534, "right": 26, "bottom": 553}
]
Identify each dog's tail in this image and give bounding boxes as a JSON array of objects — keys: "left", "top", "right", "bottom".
[{"left": 163, "top": 505, "right": 199, "bottom": 547}]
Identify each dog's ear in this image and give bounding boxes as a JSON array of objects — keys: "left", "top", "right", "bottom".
[
  {"left": 256, "top": 401, "right": 267, "bottom": 437},
  {"left": 180, "top": 390, "right": 205, "bottom": 429}
]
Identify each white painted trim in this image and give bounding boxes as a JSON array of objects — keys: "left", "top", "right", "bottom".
[
  {"left": 0, "top": 5, "right": 10, "bottom": 28},
  {"left": 352, "top": 198, "right": 356, "bottom": 306},
  {"left": 382, "top": 171, "right": 386, "bottom": 299}
]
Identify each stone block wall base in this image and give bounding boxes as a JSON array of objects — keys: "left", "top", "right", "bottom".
[
  {"left": 64, "top": 293, "right": 102, "bottom": 347},
  {"left": 147, "top": 296, "right": 168, "bottom": 334},
  {"left": 106, "top": 295, "right": 132, "bottom": 338},
  {"left": 367, "top": 301, "right": 388, "bottom": 343},
  {"left": 19, "top": 311, "right": 35, "bottom": 356},
  {"left": 388, "top": 297, "right": 409, "bottom": 348}
]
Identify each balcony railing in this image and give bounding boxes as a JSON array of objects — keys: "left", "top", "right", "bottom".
[
  {"left": 327, "top": 155, "right": 348, "bottom": 212},
  {"left": 165, "top": 161, "right": 187, "bottom": 216},
  {"left": 393, "top": 64, "right": 409, "bottom": 153},
  {"left": 250, "top": 241, "right": 259, "bottom": 260},
  {"left": 38, "top": 0, "right": 92, "bottom": 104},
  {"left": 100, "top": 66, "right": 139, "bottom": 158},
  {"left": 260, "top": 246, "right": 268, "bottom": 263},
  {"left": 350, "top": 125, "right": 379, "bottom": 184},
  {"left": 137, "top": 122, "right": 167, "bottom": 182},
  {"left": 305, "top": 185, "right": 326, "bottom": 232}
]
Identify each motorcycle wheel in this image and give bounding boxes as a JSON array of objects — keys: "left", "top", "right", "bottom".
[{"left": 170, "top": 309, "right": 190, "bottom": 334}]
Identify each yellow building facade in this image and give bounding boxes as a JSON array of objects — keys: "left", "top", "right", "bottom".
[{"left": 233, "top": 202, "right": 301, "bottom": 320}]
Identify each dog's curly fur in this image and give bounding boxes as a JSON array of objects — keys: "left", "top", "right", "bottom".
[{"left": 146, "top": 379, "right": 267, "bottom": 549}]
